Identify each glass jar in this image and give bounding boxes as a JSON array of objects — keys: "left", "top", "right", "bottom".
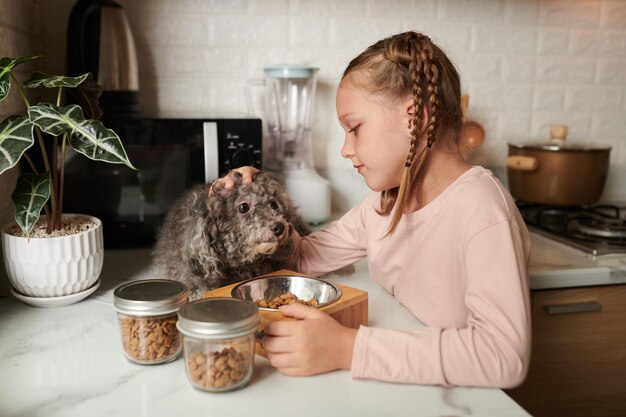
[
  {"left": 177, "top": 297, "right": 259, "bottom": 392},
  {"left": 113, "top": 279, "right": 189, "bottom": 365}
]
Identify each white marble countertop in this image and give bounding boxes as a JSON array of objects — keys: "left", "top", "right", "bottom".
[{"left": 0, "top": 249, "right": 530, "bottom": 417}]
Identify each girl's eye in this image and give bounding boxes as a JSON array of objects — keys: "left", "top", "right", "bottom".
[
  {"left": 348, "top": 125, "right": 360, "bottom": 135},
  {"left": 237, "top": 203, "right": 250, "bottom": 214},
  {"left": 270, "top": 201, "right": 279, "bottom": 211}
]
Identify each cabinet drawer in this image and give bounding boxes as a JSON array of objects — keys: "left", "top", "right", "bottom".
[{"left": 507, "top": 285, "right": 626, "bottom": 417}]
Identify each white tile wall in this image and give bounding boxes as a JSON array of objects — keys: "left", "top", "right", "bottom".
[{"left": 16, "top": 0, "right": 626, "bottom": 208}]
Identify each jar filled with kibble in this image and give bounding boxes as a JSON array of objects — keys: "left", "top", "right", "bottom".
[
  {"left": 113, "top": 279, "right": 189, "bottom": 365},
  {"left": 177, "top": 297, "right": 259, "bottom": 392}
]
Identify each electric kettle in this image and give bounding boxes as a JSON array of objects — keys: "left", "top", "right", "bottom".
[{"left": 67, "top": 0, "right": 141, "bottom": 116}]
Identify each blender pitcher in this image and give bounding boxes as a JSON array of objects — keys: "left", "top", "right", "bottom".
[{"left": 245, "top": 65, "right": 330, "bottom": 224}]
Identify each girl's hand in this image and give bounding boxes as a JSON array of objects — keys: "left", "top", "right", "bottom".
[
  {"left": 208, "top": 166, "right": 259, "bottom": 196},
  {"left": 261, "top": 303, "right": 358, "bottom": 376}
]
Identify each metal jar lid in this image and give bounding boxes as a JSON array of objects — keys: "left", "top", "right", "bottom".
[
  {"left": 177, "top": 298, "right": 260, "bottom": 339},
  {"left": 113, "top": 279, "right": 189, "bottom": 316}
]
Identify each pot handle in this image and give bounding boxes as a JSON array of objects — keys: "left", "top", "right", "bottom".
[{"left": 506, "top": 156, "right": 538, "bottom": 171}]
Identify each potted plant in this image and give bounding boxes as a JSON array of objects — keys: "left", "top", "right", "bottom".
[{"left": 0, "top": 55, "right": 135, "bottom": 306}]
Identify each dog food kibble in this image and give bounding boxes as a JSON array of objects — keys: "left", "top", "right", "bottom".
[
  {"left": 186, "top": 347, "right": 251, "bottom": 389},
  {"left": 118, "top": 314, "right": 181, "bottom": 363},
  {"left": 255, "top": 291, "right": 318, "bottom": 308},
  {"left": 113, "top": 279, "right": 189, "bottom": 365},
  {"left": 177, "top": 298, "right": 259, "bottom": 392}
]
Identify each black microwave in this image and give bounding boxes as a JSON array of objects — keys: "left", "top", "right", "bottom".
[{"left": 62, "top": 117, "right": 262, "bottom": 248}]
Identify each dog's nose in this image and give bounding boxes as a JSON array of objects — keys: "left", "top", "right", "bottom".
[{"left": 270, "top": 222, "right": 285, "bottom": 237}]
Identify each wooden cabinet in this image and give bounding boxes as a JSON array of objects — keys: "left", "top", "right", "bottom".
[{"left": 506, "top": 285, "right": 626, "bottom": 417}]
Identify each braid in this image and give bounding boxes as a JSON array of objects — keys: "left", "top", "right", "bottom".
[
  {"left": 386, "top": 33, "right": 441, "bottom": 237},
  {"left": 424, "top": 56, "right": 440, "bottom": 148},
  {"left": 407, "top": 34, "right": 423, "bottom": 167}
]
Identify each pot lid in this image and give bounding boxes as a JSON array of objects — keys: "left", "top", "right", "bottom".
[
  {"left": 508, "top": 141, "right": 611, "bottom": 152},
  {"left": 510, "top": 124, "right": 611, "bottom": 152}
]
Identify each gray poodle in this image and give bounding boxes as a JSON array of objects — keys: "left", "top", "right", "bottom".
[{"left": 153, "top": 171, "right": 309, "bottom": 300}]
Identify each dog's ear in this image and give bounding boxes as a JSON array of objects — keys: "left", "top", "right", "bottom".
[
  {"left": 285, "top": 201, "right": 310, "bottom": 236},
  {"left": 184, "top": 190, "right": 227, "bottom": 283}
]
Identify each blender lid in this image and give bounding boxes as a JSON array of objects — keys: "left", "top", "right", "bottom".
[{"left": 264, "top": 65, "right": 319, "bottom": 78}]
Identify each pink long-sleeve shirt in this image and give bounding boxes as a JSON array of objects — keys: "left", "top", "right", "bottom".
[{"left": 292, "top": 166, "right": 531, "bottom": 388}]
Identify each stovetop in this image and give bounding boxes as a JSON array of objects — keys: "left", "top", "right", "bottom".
[{"left": 517, "top": 203, "right": 626, "bottom": 256}]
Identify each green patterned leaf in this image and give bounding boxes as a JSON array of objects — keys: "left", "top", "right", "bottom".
[
  {"left": 28, "top": 103, "right": 135, "bottom": 169},
  {"left": 0, "top": 116, "right": 34, "bottom": 175},
  {"left": 11, "top": 172, "right": 51, "bottom": 238},
  {"left": 0, "top": 55, "right": 41, "bottom": 102},
  {"left": 24, "top": 71, "right": 89, "bottom": 89},
  {"left": 67, "top": 119, "right": 136, "bottom": 167},
  {"left": 28, "top": 103, "right": 83, "bottom": 136}
]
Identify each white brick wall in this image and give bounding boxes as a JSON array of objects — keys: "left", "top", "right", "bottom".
[{"left": 30, "top": 0, "right": 626, "bottom": 204}]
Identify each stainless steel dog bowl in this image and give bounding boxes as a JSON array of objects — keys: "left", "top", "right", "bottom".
[{"left": 230, "top": 275, "right": 342, "bottom": 310}]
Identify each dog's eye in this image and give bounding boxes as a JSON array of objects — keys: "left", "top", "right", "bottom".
[
  {"left": 270, "top": 201, "right": 279, "bottom": 211},
  {"left": 237, "top": 203, "right": 250, "bottom": 214}
]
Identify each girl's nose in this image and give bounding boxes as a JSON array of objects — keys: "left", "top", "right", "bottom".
[{"left": 341, "top": 134, "right": 354, "bottom": 159}]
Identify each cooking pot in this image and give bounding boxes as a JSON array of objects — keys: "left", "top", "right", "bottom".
[{"left": 507, "top": 125, "right": 611, "bottom": 206}]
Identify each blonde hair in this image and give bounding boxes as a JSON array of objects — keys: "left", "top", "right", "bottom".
[{"left": 342, "top": 31, "right": 463, "bottom": 237}]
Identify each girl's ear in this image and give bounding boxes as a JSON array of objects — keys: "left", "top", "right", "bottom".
[
  {"left": 405, "top": 99, "right": 414, "bottom": 132},
  {"left": 405, "top": 100, "right": 430, "bottom": 135}
]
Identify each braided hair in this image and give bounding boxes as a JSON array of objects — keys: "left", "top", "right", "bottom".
[{"left": 342, "top": 31, "right": 462, "bottom": 236}]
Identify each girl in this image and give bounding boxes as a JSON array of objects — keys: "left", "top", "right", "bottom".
[{"left": 212, "top": 31, "right": 531, "bottom": 388}]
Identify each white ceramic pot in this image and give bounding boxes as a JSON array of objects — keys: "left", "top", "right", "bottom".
[{"left": 1, "top": 214, "right": 104, "bottom": 297}]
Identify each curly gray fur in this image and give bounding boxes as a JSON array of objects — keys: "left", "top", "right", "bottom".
[{"left": 153, "top": 171, "right": 309, "bottom": 300}]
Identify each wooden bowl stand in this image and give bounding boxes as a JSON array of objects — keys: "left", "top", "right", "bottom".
[{"left": 203, "top": 270, "right": 368, "bottom": 357}]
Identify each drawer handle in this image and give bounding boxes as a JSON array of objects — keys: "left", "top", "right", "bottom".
[{"left": 543, "top": 301, "right": 602, "bottom": 315}]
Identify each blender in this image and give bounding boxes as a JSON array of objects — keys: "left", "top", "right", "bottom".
[{"left": 245, "top": 65, "right": 331, "bottom": 224}]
